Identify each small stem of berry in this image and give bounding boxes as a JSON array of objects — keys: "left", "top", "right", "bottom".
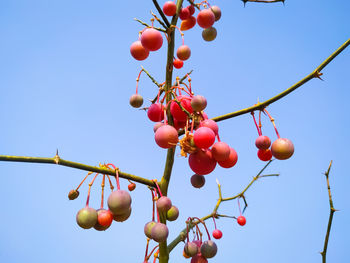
[
  {"left": 264, "top": 109, "right": 280, "bottom": 138},
  {"left": 251, "top": 111, "right": 262, "bottom": 136},
  {"left": 75, "top": 171, "right": 93, "bottom": 191},
  {"left": 100, "top": 174, "right": 105, "bottom": 209},
  {"left": 153, "top": 180, "right": 163, "bottom": 197},
  {"left": 237, "top": 198, "right": 242, "bottom": 216},
  {"left": 212, "top": 215, "right": 217, "bottom": 230},
  {"left": 86, "top": 173, "right": 99, "bottom": 206},
  {"left": 105, "top": 174, "right": 114, "bottom": 191}
]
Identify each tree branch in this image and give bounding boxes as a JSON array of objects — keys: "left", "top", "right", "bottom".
[
  {"left": 0, "top": 154, "right": 156, "bottom": 187},
  {"left": 321, "top": 160, "right": 336, "bottom": 263},
  {"left": 167, "top": 161, "right": 278, "bottom": 252},
  {"left": 211, "top": 38, "right": 350, "bottom": 122}
]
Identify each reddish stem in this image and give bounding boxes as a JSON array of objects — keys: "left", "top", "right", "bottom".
[
  {"left": 193, "top": 216, "right": 211, "bottom": 240},
  {"left": 264, "top": 109, "right": 280, "bottom": 138},
  {"left": 251, "top": 112, "right": 262, "bottom": 136},
  {"left": 153, "top": 180, "right": 163, "bottom": 197},
  {"left": 212, "top": 215, "right": 217, "bottom": 230},
  {"left": 151, "top": 189, "right": 156, "bottom": 222},
  {"left": 136, "top": 69, "right": 143, "bottom": 94},
  {"left": 100, "top": 174, "right": 105, "bottom": 209},
  {"left": 105, "top": 174, "right": 114, "bottom": 191},
  {"left": 86, "top": 173, "right": 99, "bottom": 207},
  {"left": 75, "top": 172, "right": 92, "bottom": 191},
  {"left": 259, "top": 110, "right": 262, "bottom": 134},
  {"left": 238, "top": 198, "right": 242, "bottom": 216}
]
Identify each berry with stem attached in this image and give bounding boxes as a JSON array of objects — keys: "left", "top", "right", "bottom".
[
  {"left": 130, "top": 40, "right": 149, "bottom": 61},
  {"left": 162, "top": 1, "right": 177, "bottom": 16},
  {"left": 140, "top": 28, "right": 163, "bottom": 51},
  {"left": 189, "top": 149, "right": 217, "bottom": 175},
  {"left": 237, "top": 215, "right": 246, "bottom": 226},
  {"left": 197, "top": 9, "right": 215, "bottom": 28},
  {"left": 177, "top": 45, "right": 191, "bottom": 61},
  {"left": 257, "top": 148, "right": 272, "bottom": 161},
  {"left": 173, "top": 58, "right": 184, "bottom": 69},
  {"left": 217, "top": 147, "right": 238, "bottom": 168},
  {"left": 271, "top": 138, "right": 294, "bottom": 160}
]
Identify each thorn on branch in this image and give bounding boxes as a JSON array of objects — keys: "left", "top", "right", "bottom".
[{"left": 313, "top": 71, "right": 324, "bottom": 81}]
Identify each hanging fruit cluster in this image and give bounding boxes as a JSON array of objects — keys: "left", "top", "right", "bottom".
[{"left": 68, "top": 164, "right": 135, "bottom": 231}]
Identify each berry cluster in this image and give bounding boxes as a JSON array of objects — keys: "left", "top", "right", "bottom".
[
  {"left": 130, "top": 1, "right": 221, "bottom": 69},
  {"left": 69, "top": 164, "right": 135, "bottom": 231},
  {"left": 251, "top": 110, "right": 294, "bottom": 162}
]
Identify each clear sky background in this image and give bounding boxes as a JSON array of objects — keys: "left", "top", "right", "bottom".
[{"left": 0, "top": 1, "right": 349, "bottom": 263}]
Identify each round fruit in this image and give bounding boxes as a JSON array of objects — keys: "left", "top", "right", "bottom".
[
  {"left": 200, "top": 240, "right": 217, "bottom": 258},
  {"left": 147, "top": 103, "right": 164, "bottom": 122},
  {"left": 191, "top": 95, "right": 207, "bottom": 112},
  {"left": 166, "top": 206, "right": 179, "bottom": 221},
  {"left": 76, "top": 207, "right": 98, "bottom": 229},
  {"left": 68, "top": 189, "right": 79, "bottom": 200},
  {"left": 177, "top": 45, "right": 191, "bottom": 61},
  {"left": 211, "top": 141, "right": 230, "bottom": 161},
  {"left": 190, "top": 173, "right": 206, "bottom": 188},
  {"left": 194, "top": 127, "right": 215, "bottom": 149},
  {"left": 202, "top": 27, "right": 217, "bottom": 41},
  {"left": 237, "top": 215, "right": 246, "bottom": 226},
  {"left": 173, "top": 58, "right": 184, "bottom": 69},
  {"left": 257, "top": 149, "right": 272, "bottom": 161},
  {"left": 151, "top": 222, "right": 169, "bottom": 242},
  {"left": 218, "top": 147, "right": 238, "bottom": 168},
  {"left": 187, "top": 5, "right": 195, "bottom": 15},
  {"left": 255, "top": 135, "right": 271, "bottom": 150},
  {"left": 170, "top": 96, "right": 193, "bottom": 121},
  {"left": 154, "top": 124, "right": 179, "bottom": 148},
  {"left": 94, "top": 209, "right": 113, "bottom": 231},
  {"left": 197, "top": 9, "right": 215, "bottom": 28},
  {"left": 107, "top": 190, "right": 132, "bottom": 215},
  {"left": 128, "top": 183, "right": 136, "bottom": 191},
  {"left": 144, "top": 221, "right": 157, "bottom": 238},
  {"left": 210, "top": 6, "right": 221, "bottom": 21},
  {"left": 153, "top": 122, "right": 164, "bottom": 133},
  {"left": 163, "top": 1, "right": 177, "bottom": 16},
  {"left": 184, "top": 242, "right": 199, "bottom": 257},
  {"left": 129, "top": 94, "right": 143, "bottom": 108},
  {"left": 189, "top": 149, "right": 217, "bottom": 175},
  {"left": 271, "top": 138, "right": 294, "bottom": 160},
  {"left": 191, "top": 255, "right": 208, "bottom": 263},
  {"left": 141, "top": 28, "right": 163, "bottom": 51},
  {"left": 130, "top": 40, "right": 149, "bottom": 61},
  {"left": 179, "top": 7, "right": 190, "bottom": 20},
  {"left": 113, "top": 207, "right": 132, "bottom": 222},
  {"left": 199, "top": 119, "right": 218, "bottom": 135},
  {"left": 156, "top": 196, "right": 172, "bottom": 212},
  {"left": 212, "top": 229, "right": 222, "bottom": 239}
]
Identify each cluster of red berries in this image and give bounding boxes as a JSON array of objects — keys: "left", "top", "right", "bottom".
[
  {"left": 130, "top": 1, "right": 221, "bottom": 69},
  {"left": 251, "top": 110, "right": 294, "bottom": 162},
  {"left": 68, "top": 167, "right": 135, "bottom": 231},
  {"left": 144, "top": 187, "right": 179, "bottom": 243}
]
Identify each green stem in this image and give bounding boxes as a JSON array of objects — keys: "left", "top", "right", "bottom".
[
  {"left": 0, "top": 155, "right": 155, "bottom": 187},
  {"left": 211, "top": 38, "right": 350, "bottom": 122}
]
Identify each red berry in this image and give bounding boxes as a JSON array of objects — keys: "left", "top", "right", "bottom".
[
  {"left": 154, "top": 124, "right": 179, "bottom": 149},
  {"left": 212, "top": 229, "right": 223, "bottom": 239},
  {"left": 170, "top": 96, "right": 193, "bottom": 121},
  {"left": 97, "top": 209, "right": 113, "bottom": 227},
  {"left": 218, "top": 147, "right": 238, "bottom": 168},
  {"left": 130, "top": 40, "right": 149, "bottom": 61},
  {"left": 188, "top": 149, "right": 217, "bottom": 175},
  {"left": 199, "top": 119, "right": 218, "bottom": 135},
  {"left": 179, "top": 7, "right": 190, "bottom": 20},
  {"left": 193, "top": 127, "right": 215, "bottom": 149},
  {"left": 177, "top": 45, "right": 191, "bottom": 61},
  {"left": 163, "top": 1, "right": 177, "bottom": 16},
  {"left": 173, "top": 58, "right": 184, "bottom": 69},
  {"left": 237, "top": 215, "right": 246, "bottom": 226},
  {"left": 140, "top": 28, "right": 163, "bottom": 51},
  {"left": 128, "top": 183, "right": 136, "bottom": 191},
  {"left": 197, "top": 9, "right": 215, "bottom": 28},
  {"left": 257, "top": 149, "right": 272, "bottom": 161},
  {"left": 211, "top": 141, "right": 230, "bottom": 161},
  {"left": 187, "top": 5, "right": 195, "bottom": 15},
  {"left": 255, "top": 135, "right": 271, "bottom": 150},
  {"left": 271, "top": 138, "right": 294, "bottom": 160},
  {"left": 147, "top": 103, "right": 164, "bottom": 122}
]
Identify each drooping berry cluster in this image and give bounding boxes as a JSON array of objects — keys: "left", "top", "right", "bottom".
[
  {"left": 68, "top": 164, "right": 135, "bottom": 231},
  {"left": 251, "top": 109, "right": 294, "bottom": 162}
]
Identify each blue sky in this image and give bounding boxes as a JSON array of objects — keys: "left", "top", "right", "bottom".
[{"left": 0, "top": 0, "right": 349, "bottom": 263}]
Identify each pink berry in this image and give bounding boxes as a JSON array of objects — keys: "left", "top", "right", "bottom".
[
  {"left": 155, "top": 125, "right": 179, "bottom": 149},
  {"left": 194, "top": 127, "right": 215, "bottom": 149},
  {"left": 255, "top": 135, "right": 271, "bottom": 150},
  {"left": 130, "top": 40, "right": 149, "bottom": 61},
  {"left": 199, "top": 119, "right": 218, "bottom": 135},
  {"left": 147, "top": 103, "right": 164, "bottom": 122},
  {"left": 187, "top": 5, "right": 195, "bottom": 15},
  {"left": 271, "top": 138, "right": 294, "bottom": 160},
  {"left": 197, "top": 9, "right": 215, "bottom": 28},
  {"left": 257, "top": 149, "right": 272, "bottom": 161},
  {"left": 179, "top": 7, "right": 190, "bottom": 20},
  {"left": 141, "top": 28, "right": 163, "bottom": 51},
  {"left": 191, "top": 95, "right": 207, "bottom": 112}
]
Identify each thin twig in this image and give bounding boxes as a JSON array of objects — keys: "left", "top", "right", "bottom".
[
  {"left": 134, "top": 18, "right": 166, "bottom": 32},
  {"left": 320, "top": 160, "right": 336, "bottom": 263},
  {"left": 141, "top": 66, "right": 161, "bottom": 87},
  {"left": 152, "top": 0, "right": 170, "bottom": 27}
]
